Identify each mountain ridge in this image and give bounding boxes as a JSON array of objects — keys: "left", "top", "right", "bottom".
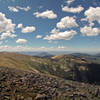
[{"left": 0, "top": 52, "right": 100, "bottom": 84}]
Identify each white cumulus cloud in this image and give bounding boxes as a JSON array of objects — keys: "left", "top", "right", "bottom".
[
  {"left": 0, "top": 45, "right": 69, "bottom": 52},
  {"left": 16, "top": 6, "right": 31, "bottom": 11},
  {"left": 36, "top": 35, "right": 42, "bottom": 39},
  {"left": 16, "top": 38, "right": 27, "bottom": 44},
  {"left": 50, "top": 28, "right": 60, "bottom": 34},
  {"left": 58, "top": 46, "right": 67, "bottom": 49},
  {"left": 17, "top": 23, "right": 23, "bottom": 29},
  {"left": 33, "top": 10, "right": 57, "bottom": 19},
  {"left": 0, "top": 12, "right": 15, "bottom": 33},
  {"left": 57, "top": 16, "right": 78, "bottom": 29},
  {"left": 8, "top": 6, "right": 19, "bottom": 12},
  {"left": 21, "top": 26, "right": 36, "bottom": 33},
  {"left": 62, "top": 5, "right": 84, "bottom": 13},
  {"left": 0, "top": 31, "right": 17, "bottom": 40},
  {"left": 80, "top": 26, "right": 100, "bottom": 36},
  {"left": 66, "top": 0, "right": 75, "bottom": 5},
  {"left": 44, "top": 30, "right": 77, "bottom": 40},
  {"left": 82, "top": 7, "right": 100, "bottom": 25},
  {"left": 8, "top": 6, "right": 31, "bottom": 12}
]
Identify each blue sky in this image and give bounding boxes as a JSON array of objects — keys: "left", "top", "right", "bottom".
[{"left": 0, "top": 0, "right": 100, "bottom": 53}]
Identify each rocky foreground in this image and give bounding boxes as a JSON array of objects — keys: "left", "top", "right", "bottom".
[{"left": 0, "top": 67, "right": 100, "bottom": 100}]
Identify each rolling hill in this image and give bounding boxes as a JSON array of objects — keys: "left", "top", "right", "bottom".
[{"left": 0, "top": 52, "right": 100, "bottom": 84}]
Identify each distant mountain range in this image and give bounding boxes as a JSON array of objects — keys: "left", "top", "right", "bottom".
[
  {"left": 20, "top": 51, "right": 71, "bottom": 57},
  {"left": 71, "top": 53, "right": 100, "bottom": 64},
  {"left": 71, "top": 52, "right": 100, "bottom": 57},
  {"left": 33, "top": 52, "right": 54, "bottom": 58},
  {"left": 20, "top": 51, "right": 100, "bottom": 57}
]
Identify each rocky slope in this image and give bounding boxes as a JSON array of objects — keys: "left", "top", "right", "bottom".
[
  {"left": 0, "top": 67, "right": 58, "bottom": 100},
  {"left": 0, "top": 67, "right": 100, "bottom": 100}
]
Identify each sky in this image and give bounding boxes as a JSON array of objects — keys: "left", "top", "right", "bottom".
[{"left": 0, "top": 0, "right": 100, "bottom": 53}]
